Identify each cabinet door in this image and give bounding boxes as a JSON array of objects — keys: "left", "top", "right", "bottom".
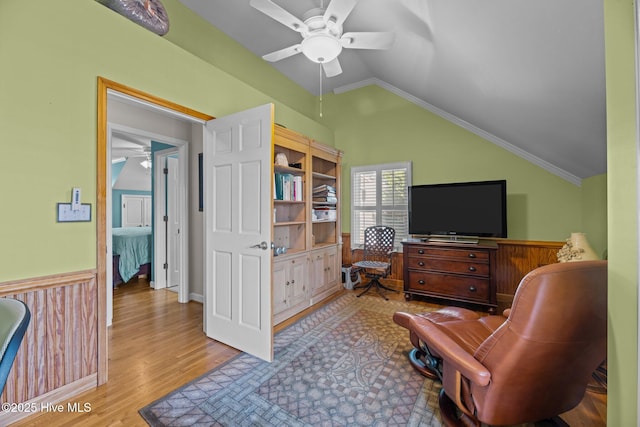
[
  {"left": 310, "top": 249, "right": 326, "bottom": 297},
  {"left": 288, "top": 255, "right": 308, "bottom": 308},
  {"left": 143, "top": 196, "right": 152, "bottom": 226},
  {"left": 121, "top": 194, "right": 151, "bottom": 227},
  {"left": 324, "top": 246, "right": 339, "bottom": 289},
  {"left": 272, "top": 259, "right": 289, "bottom": 315}
]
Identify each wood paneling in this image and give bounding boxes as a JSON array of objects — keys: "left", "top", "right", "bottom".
[
  {"left": 494, "top": 240, "right": 564, "bottom": 310},
  {"left": 0, "top": 270, "right": 98, "bottom": 426},
  {"left": 342, "top": 233, "right": 563, "bottom": 303}
]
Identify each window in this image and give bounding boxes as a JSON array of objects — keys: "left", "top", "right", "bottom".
[{"left": 351, "top": 162, "right": 412, "bottom": 250}]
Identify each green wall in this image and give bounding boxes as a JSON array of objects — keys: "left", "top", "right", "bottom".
[
  {"left": 581, "top": 173, "right": 608, "bottom": 258},
  {"left": 322, "top": 86, "right": 594, "bottom": 242},
  {"left": 0, "top": 0, "right": 332, "bottom": 282},
  {"left": 603, "top": 0, "right": 638, "bottom": 425}
]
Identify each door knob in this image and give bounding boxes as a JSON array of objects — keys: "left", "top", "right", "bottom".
[{"left": 251, "top": 241, "right": 269, "bottom": 250}]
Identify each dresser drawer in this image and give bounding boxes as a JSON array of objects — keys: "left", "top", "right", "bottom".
[
  {"left": 406, "top": 271, "right": 490, "bottom": 302},
  {"left": 406, "top": 246, "right": 489, "bottom": 261},
  {"left": 407, "top": 257, "right": 490, "bottom": 277}
]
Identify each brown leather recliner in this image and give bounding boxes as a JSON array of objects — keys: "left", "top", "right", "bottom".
[{"left": 393, "top": 260, "right": 607, "bottom": 426}]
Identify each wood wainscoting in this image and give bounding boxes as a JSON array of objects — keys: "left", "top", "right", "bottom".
[
  {"left": 342, "top": 234, "right": 563, "bottom": 311},
  {"left": 0, "top": 270, "right": 99, "bottom": 426}
]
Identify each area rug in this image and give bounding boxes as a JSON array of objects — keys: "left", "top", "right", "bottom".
[{"left": 139, "top": 293, "right": 442, "bottom": 426}]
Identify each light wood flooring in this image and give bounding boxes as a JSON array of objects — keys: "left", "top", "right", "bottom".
[{"left": 12, "top": 279, "right": 606, "bottom": 427}]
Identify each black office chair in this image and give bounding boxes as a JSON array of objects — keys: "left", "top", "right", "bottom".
[
  {"left": 0, "top": 298, "right": 31, "bottom": 394},
  {"left": 353, "top": 226, "right": 397, "bottom": 300}
]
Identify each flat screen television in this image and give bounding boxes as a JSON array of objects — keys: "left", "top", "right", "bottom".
[{"left": 408, "top": 180, "right": 507, "bottom": 242}]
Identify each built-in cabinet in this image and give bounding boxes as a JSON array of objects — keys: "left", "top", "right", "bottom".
[
  {"left": 121, "top": 194, "right": 151, "bottom": 227},
  {"left": 272, "top": 126, "right": 342, "bottom": 324}
]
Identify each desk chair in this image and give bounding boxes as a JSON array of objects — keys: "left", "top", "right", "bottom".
[
  {"left": 353, "top": 225, "right": 397, "bottom": 299},
  {"left": 0, "top": 298, "right": 31, "bottom": 394}
]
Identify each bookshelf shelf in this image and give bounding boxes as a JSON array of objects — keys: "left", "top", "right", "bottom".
[
  {"left": 312, "top": 171, "right": 336, "bottom": 180},
  {"left": 274, "top": 221, "right": 306, "bottom": 226}
]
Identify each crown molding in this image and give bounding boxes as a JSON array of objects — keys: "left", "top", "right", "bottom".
[{"left": 333, "top": 78, "right": 582, "bottom": 186}]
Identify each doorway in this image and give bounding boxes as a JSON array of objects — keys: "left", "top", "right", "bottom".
[
  {"left": 106, "top": 120, "right": 189, "bottom": 326},
  {"left": 97, "top": 77, "right": 214, "bottom": 383}
]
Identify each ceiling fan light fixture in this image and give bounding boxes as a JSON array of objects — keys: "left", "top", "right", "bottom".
[{"left": 301, "top": 33, "right": 342, "bottom": 63}]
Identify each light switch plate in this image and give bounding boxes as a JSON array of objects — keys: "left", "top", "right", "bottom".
[{"left": 57, "top": 203, "right": 91, "bottom": 222}]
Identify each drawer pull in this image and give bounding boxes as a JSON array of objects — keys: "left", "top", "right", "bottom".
[
  {"left": 468, "top": 266, "right": 476, "bottom": 272},
  {"left": 468, "top": 253, "right": 476, "bottom": 258},
  {"left": 418, "top": 249, "right": 425, "bottom": 254},
  {"left": 418, "top": 261, "right": 425, "bottom": 267},
  {"left": 418, "top": 280, "right": 425, "bottom": 285},
  {"left": 469, "top": 286, "right": 477, "bottom": 292}
]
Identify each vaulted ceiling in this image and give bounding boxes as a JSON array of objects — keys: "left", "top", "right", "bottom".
[{"left": 177, "top": 0, "right": 606, "bottom": 184}]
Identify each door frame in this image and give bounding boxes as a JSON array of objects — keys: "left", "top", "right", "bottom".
[{"left": 97, "top": 77, "right": 213, "bottom": 384}]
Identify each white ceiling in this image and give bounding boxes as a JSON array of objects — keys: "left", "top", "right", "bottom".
[{"left": 177, "top": 0, "right": 606, "bottom": 183}]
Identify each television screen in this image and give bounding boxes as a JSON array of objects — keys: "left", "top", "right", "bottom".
[{"left": 408, "top": 180, "right": 507, "bottom": 239}]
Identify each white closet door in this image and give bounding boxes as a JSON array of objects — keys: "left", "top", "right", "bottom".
[{"left": 122, "top": 195, "right": 151, "bottom": 227}]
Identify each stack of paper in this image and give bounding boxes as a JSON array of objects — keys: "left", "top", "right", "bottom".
[{"left": 312, "top": 184, "right": 337, "bottom": 204}]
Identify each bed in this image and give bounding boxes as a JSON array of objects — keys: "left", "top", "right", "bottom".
[{"left": 112, "top": 226, "right": 152, "bottom": 287}]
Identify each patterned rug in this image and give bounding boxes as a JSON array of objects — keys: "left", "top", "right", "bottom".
[{"left": 139, "top": 293, "right": 442, "bottom": 426}]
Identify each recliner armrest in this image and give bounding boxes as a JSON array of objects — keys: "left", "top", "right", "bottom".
[{"left": 409, "top": 316, "right": 491, "bottom": 386}]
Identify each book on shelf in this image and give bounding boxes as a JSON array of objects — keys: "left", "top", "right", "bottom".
[
  {"left": 274, "top": 173, "right": 303, "bottom": 201},
  {"left": 313, "top": 184, "right": 335, "bottom": 192},
  {"left": 313, "top": 196, "right": 337, "bottom": 204}
]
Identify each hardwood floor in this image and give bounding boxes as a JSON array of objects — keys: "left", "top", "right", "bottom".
[{"left": 12, "top": 279, "right": 606, "bottom": 427}]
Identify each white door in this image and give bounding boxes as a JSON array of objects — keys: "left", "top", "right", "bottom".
[
  {"left": 203, "top": 104, "right": 274, "bottom": 362},
  {"left": 167, "top": 156, "right": 181, "bottom": 287}
]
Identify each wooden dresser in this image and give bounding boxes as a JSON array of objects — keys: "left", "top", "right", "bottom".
[{"left": 402, "top": 239, "right": 498, "bottom": 313}]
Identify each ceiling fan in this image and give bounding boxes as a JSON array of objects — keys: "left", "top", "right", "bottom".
[
  {"left": 249, "top": 0, "right": 395, "bottom": 77},
  {"left": 111, "top": 133, "right": 152, "bottom": 168}
]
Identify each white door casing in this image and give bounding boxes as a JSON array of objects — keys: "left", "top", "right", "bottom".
[
  {"left": 203, "top": 103, "right": 274, "bottom": 362},
  {"left": 167, "top": 156, "right": 181, "bottom": 288},
  {"left": 152, "top": 146, "right": 189, "bottom": 303}
]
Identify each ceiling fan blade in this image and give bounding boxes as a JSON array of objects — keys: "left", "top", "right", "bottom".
[
  {"left": 323, "top": 0, "right": 358, "bottom": 28},
  {"left": 322, "top": 58, "right": 343, "bottom": 77},
  {"left": 341, "top": 32, "right": 395, "bottom": 50},
  {"left": 262, "top": 44, "right": 302, "bottom": 62},
  {"left": 249, "top": 0, "right": 308, "bottom": 33}
]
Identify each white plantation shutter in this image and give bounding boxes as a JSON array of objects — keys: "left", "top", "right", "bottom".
[{"left": 351, "top": 162, "right": 411, "bottom": 250}]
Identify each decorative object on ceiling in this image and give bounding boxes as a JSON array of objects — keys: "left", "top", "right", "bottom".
[
  {"left": 96, "top": 0, "right": 170, "bottom": 36},
  {"left": 250, "top": 0, "right": 394, "bottom": 77}
]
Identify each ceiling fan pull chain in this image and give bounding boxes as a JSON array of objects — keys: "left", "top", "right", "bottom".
[{"left": 319, "top": 64, "right": 323, "bottom": 118}]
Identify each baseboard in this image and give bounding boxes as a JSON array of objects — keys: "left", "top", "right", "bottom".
[
  {"left": 189, "top": 292, "right": 203, "bottom": 303},
  {"left": 496, "top": 292, "right": 514, "bottom": 312}
]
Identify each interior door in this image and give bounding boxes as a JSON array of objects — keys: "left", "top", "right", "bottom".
[
  {"left": 203, "top": 103, "right": 274, "bottom": 362},
  {"left": 167, "top": 156, "right": 181, "bottom": 287}
]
